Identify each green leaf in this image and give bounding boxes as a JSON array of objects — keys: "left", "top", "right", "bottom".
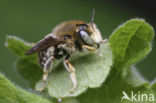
[
  {"left": 109, "top": 18, "right": 154, "bottom": 69},
  {"left": 122, "top": 66, "right": 149, "bottom": 87},
  {"left": 60, "top": 98, "right": 79, "bottom": 103},
  {"left": 6, "top": 35, "right": 38, "bottom": 64},
  {"left": 151, "top": 79, "right": 156, "bottom": 91},
  {"left": 5, "top": 35, "right": 32, "bottom": 57},
  {"left": 0, "top": 73, "right": 53, "bottom": 103},
  {"left": 16, "top": 59, "right": 42, "bottom": 88},
  {"left": 36, "top": 43, "right": 113, "bottom": 98},
  {"left": 77, "top": 70, "right": 156, "bottom": 103},
  {"left": 5, "top": 36, "right": 40, "bottom": 88}
]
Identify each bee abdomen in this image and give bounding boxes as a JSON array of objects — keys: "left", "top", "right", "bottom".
[
  {"left": 38, "top": 47, "right": 55, "bottom": 68},
  {"left": 38, "top": 51, "right": 47, "bottom": 67}
]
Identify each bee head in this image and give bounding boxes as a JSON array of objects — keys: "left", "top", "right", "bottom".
[
  {"left": 75, "top": 23, "right": 102, "bottom": 48},
  {"left": 75, "top": 9, "right": 102, "bottom": 48}
]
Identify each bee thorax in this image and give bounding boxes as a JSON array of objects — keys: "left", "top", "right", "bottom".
[{"left": 58, "top": 43, "right": 76, "bottom": 54}]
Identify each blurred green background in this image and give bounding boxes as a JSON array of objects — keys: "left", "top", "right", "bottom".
[{"left": 0, "top": 0, "right": 156, "bottom": 87}]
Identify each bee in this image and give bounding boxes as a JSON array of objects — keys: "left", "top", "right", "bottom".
[{"left": 26, "top": 9, "right": 106, "bottom": 93}]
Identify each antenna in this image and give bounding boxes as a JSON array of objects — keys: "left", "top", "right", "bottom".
[
  {"left": 91, "top": 8, "right": 95, "bottom": 23},
  {"left": 91, "top": 8, "right": 95, "bottom": 31}
]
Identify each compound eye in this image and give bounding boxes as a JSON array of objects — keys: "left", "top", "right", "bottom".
[{"left": 80, "top": 31, "right": 94, "bottom": 45}]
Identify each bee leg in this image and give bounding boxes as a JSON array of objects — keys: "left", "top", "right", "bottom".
[
  {"left": 82, "top": 45, "right": 96, "bottom": 52},
  {"left": 39, "top": 56, "right": 54, "bottom": 92},
  {"left": 63, "top": 55, "right": 77, "bottom": 93},
  {"left": 82, "top": 45, "right": 105, "bottom": 59},
  {"left": 100, "top": 39, "right": 108, "bottom": 43}
]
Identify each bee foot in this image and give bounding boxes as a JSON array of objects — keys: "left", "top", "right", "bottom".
[
  {"left": 70, "top": 88, "right": 74, "bottom": 93},
  {"left": 38, "top": 81, "right": 46, "bottom": 92}
]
